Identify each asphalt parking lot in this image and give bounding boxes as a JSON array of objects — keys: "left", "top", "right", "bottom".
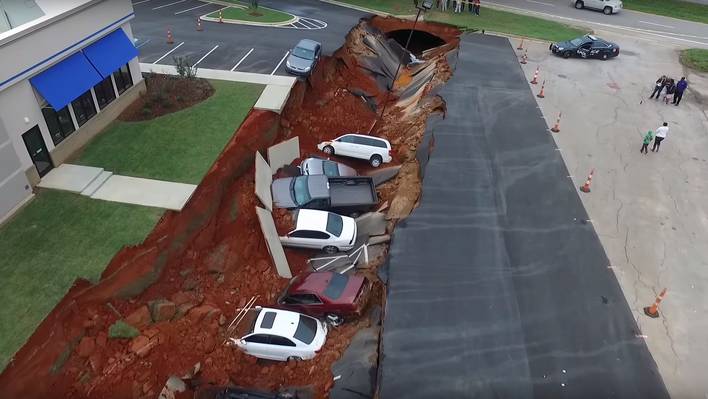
[
  {"left": 131, "top": 0, "right": 365, "bottom": 75},
  {"left": 379, "top": 34, "right": 668, "bottom": 398}
]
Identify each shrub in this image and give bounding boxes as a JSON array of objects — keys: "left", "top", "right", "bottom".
[
  {"left": 108, "top": 320, "right": 140, "bottom": 339},
  {"left": 173, "top": 56, "right": 198, "bottom": 79},
  {"left": 141, "top": 107, "right": 152, "bottom": 117}
]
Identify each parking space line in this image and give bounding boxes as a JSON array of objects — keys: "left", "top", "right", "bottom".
[
  {"left": 231, "top": 48, "right": 254, "bottom": 71},
  {"left": 175, "top": 3, "right": 210, "bottom": 14},
  {"left": 194, "top": 45, "right": 219, "bottom": 67},
  {"left": 153, "top": 0, "right": 187, "bottom": 10},
  {"left": 299, "top": 19, "right": 319, "bottom": 29},
  {"left": 132, "top": 0, "right": 152, "bottom": 5},
  {"left": 271, "top": 51, "right": 290, "bottom": 75},
  {"left": 153, "top": 41, "right": 185, "bottom": 64},
  {"left": 136, "top": 39, "right": 152, "bottom": 48}
]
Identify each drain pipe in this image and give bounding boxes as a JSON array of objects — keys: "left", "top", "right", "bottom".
[{"left": 369, "top": 0, "right": 433, "bottom": 134}]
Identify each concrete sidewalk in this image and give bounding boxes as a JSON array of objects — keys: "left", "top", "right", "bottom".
[
  {"left": 518, "top": 30, "right": 708, "bottom": 399},
  {"left": 140, "top": 63, "right": 296, "bottom": 113},
  {"left": 38, "top": 164, "right": 196, "bottom": 211}
]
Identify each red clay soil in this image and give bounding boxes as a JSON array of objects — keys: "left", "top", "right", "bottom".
[
  {"left": 0, "top": 16, "right": 459, "bottom": 399},
  {"left": 119, "top": 75, "right": 214, "bottom": 122}
]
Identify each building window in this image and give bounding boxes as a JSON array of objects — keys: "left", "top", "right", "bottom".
[
  {"left": 94, "top": 76, "right": 116, "bottom": 110},
  {"left": 71, "top": 90, "right": 97, "bottom": 127},
  {"left": 42, "top": 106, "right": 76, "bottom": 145},
  {"left": 113, "top": 63, "right": 133, "bottom": 95}
]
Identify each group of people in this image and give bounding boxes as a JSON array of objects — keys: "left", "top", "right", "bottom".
[
  {"left": 436, "top": 0, "right": 481, "bottom": 15},
  {"left": 649, "top": 75, "right": 688, "bottom": 106},
  {"left": 640, "top": 122, "right": 670, "bottom": 154}
]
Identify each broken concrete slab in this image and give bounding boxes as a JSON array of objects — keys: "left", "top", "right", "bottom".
[
  {"left": 366, "top": 165, "right": 401, "bottom": 186},
  {"left": 355, "top": 212, "right": 387, "bottom": 237}
]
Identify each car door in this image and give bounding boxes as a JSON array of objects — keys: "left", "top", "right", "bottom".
[
  {"left": 577, "top": 42, "right": 592, "bottom": 58},
  {"left": 585, "top": 0, "right": 602, "bottom": 9},
  {"left": 268, "top": 335, "right": 297, "bottom": 361},
  {"left": 282, "top": 230, "right": 311, "bottom": 248},
  {"left": 334, "top": 135, "right": 356, "bottom": 157},
  {"left": 589, "top": 43, "right": 604, "bottom": 58},
  {"left": 349, "top": 136, "right": 373, "bottom": 160},
  {"left": 284, "top": 293, "right": 325, "bottom": 316},
  {"left": 242, "top": 334, "right": 273, "bottom": 359}
]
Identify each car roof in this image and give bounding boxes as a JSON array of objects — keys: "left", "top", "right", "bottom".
[
  {"left": 340, "top": 133, "right": 391, "bottom": 145},
  {"left": 295, "top": 209, "right": 331, "bottom": 231},
  {"left": 296, "top": 39, "right": 320, "bottom": 50},
  {"left": 289, "top": 271, "right": 337, "bottom": 294},
  {"left": 251, "top": 307, "right": 303, "bottom": 338}
]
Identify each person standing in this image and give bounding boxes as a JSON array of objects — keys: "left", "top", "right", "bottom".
[
  {"left": 469, "top": 0, "right": 474, "bottom": 13},
  {"left": 649, "top": 75, "right": 667, "bottom": 100},
  {"left": 455, "top": 0, "right": 462, "bottom": 13},
  {"left": 673, "top": 77, "right": 688, "bottom": 106},
  {"left": 441, "top": 0, "right": 448, "bottom": 11},
  {"left": 652, "top": 122, "right": 669, "bottom": 152},
  {"left": 474, "top": 0, "right": 480, "bottom": 15},
  {"left": 640, "top": 130, "right": 653, "bottom": 154}
]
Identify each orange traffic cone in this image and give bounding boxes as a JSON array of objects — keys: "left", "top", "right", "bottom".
[
  {"left": 530, "top": 66, "right": 539, "bottom": 84},
  {"left": 517, "top": 39, "right": 525, "bottom": 50},
  {"left": 536, "top": 80, "right": 546, "bottom": 98},
  {"left": 167, "top": 29, "right": 174, "bottom": 44},
  {"left": 643, "top": 288, "right": 667, "bottom": 318},
  {"left": 219, "top": 9, "right": 224, "bottom": 23},
  {"left": 550, "top": 112, "right": 561, "bottom": 133},
  {"left": 520, "top": 49, "right": 528, "bottom": 64},
  {"left": 196, "top": 17, "right": 203, "bottom": 31},
  {"left": 579, "top": 169, "right": 594, "bottom": 193}
]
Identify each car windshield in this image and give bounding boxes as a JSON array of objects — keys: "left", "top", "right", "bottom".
[
  {"left": 570, "top": 38, "right": 584, "bottom": 46},
  {"left": 322, "top": 161, "right": 340, "bottom": 177},
  {"left": 326, "top": 213, "right": 344, "bottom": 236},
  {"left": 292, "top": 176, "right": 311, "bottom": 206},
  {"left": 293, "top": 315, "right": 318, "bottom": 344},
  {"left": 323, "top": 273, "right": 349, "bottom": 300},
  {"left": 292, "top": 46, "right": 315, "bottom": 60}
]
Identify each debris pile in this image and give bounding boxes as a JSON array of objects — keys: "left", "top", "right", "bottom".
[{"left": 0, "top": 16, "right": 460, "bottom": 399}]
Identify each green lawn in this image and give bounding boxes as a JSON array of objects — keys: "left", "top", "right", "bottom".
[
  {"left": 208, "top": 6, "right": 293, "bottom": 23},
  {"left": 427, "top": 9, "right": 589, "bottom": 42},
  {"left": 0, "top": 191, "right": 162, "bottom": 370},
  {"left": 680, "top": 48, "right": 708, "bottom": 72},
  {"left": 76, "top": 80, "right": 263, "bottom": 184},
  {"left": 330, "top": 0, "right": 418, "bottom": 14},
  {"left": 622, "top": 0, "right": 708, "bottom": 25}
]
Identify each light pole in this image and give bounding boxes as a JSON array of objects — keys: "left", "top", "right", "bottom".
[{"left": 370, "top": 0, "right": 433, "bottom": 134}]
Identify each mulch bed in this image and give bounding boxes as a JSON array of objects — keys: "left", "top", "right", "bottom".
[{"left": 119, "top": 74, "right": 215, "bottom": 122}]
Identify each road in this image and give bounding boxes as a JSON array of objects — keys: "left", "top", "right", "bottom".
[
  {"left": 131, "top": 0, "right": 365, "bottom": 75},
  {"left": 484, "top": 0, "right": 708, "bottom": 47}
]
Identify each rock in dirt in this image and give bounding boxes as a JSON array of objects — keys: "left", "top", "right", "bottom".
[
  {"left": 96, "top": 331, "right": 108, "bottom": 348},
  {"left": 149, "top": 299, "right": 176, "bottom": 322},
  {"left": 125, "top": 305, "right": 152, "bottom": 329},
  {"left": 77, "top": 336, "right": 96, "bottom": 358},
  {"left": 202, "top": 334, "right": 216, "bottom": 354},
  {"left": 187, "top": 305, "right": 221, "bottom": 324},
  {"left": 89, "top": 353, "right": 104, "bottom": 374},
  {"left": 129, "top": 335, "right": 156, "bottom": 358},
  {"left": 165, "top": 375, "right": 186, "bottom": 392},
  {"left": 182, "top": 276, "right": 199, "bottom": 291},
  {"left": 170, "top": 291, "right": 192, "bottom": 306}
]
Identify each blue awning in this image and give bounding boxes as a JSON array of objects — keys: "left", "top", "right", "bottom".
[
  {"left": 82, "top": 28, "right": 138, "bottom": 78},
  {"left": 29, "top": 52, "right": 103, "bottom": 110}
]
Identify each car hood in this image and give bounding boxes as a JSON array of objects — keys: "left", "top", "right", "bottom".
[
  {"left": 555, "top": 40, "right": 574, "bottom": 49},
  {"left": 272, "top": 178, "right": 297, "bottom": 208},
  {"left": 340, "top": 215, "right": 357, "bottom": 243},
  {"left": 287, "top": 54, "right": 313, "bottom": 70}
]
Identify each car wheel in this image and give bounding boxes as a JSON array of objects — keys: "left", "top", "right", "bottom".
[
  {"left": 574, "top": 1, "right": 583, "bottom": 9},
  {"left": 323, "top": 145, "right": 335, "bottom": 155},
  {"left": 602, "top": 53, "right": 608, "bottom": 60},
  {"left": 326, "top": 314, "right": 344, "bottom": 327},
  {"left": 370, "top": 155, "right": 383, "bottom": 168},
  {"left": 562, "top": 51, "right": 572, "bottom": 59},
  {"left": 287, "top": 356, "right": 303, "bottom": 362},
  {"left": 603, "top": 6, "right": 612, "bottom": 14},
  {"left": 323, "top": 245, "right": 338, "bottom": 254}
]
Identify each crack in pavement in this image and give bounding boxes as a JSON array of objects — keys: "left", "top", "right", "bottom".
[{"left": 624, "top": 228, "right": 656, "bottom": 308}]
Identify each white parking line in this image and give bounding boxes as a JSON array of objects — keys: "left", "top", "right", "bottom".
[
  {"left": 231, "top": 48, "right": 254, "bottom": 71},
  {"left": 175, "top": 3, "right": 210, "bottom": 14},
  {"left": 136, "top": 39, "right": 152, "bottom": 48},
  {"left": 153, "top": 41, "right": 185, "bottom": 64},
  {"left": 153, "top": 0, "right": 187, "bottom": 10},
  {"left": 525, "top": 0, "right": 555, "bottom": 6},
  {"left": 271, "top": 51, "right": 290, "bottom": 75},
  {"left": 298, "top": 18, "right": 317, "bottom": 28},
  {"left": 132, "top": 0, "right": 152, "bottom": 5},
  {"left": 639, "top": 20, "right": 675, "bottom": 29},
  {"left": 194, "top": 45, "right": 219, "bottom": 67}
]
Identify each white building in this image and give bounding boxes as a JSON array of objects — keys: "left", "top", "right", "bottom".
[{"left": 0, "top": 0, "right": 143, "bottom": 222}]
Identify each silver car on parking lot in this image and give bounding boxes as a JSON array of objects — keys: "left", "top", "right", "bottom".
[{"left": 285, "top": 39, "right": 321, "bottom": 76}]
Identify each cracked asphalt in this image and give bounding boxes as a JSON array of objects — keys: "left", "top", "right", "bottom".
[{"left": 520, "top": 30, "right": 708, "bottom": 398}]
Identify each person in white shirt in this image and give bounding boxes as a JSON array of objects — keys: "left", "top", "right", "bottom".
[{"left": 652, "top": 122, "right": 669, "bottom": 152}]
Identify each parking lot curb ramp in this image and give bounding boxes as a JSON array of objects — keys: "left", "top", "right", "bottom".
[{"left": 140, "top": 63, "right": 296, "bottom": 114}]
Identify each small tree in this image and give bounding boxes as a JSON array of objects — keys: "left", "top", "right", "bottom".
[
  {"left": 251, "top": 0, "right": 258, "bottom": 9},
  {"left": 173, "top": 56, "right": 198, "bottom": 79}
]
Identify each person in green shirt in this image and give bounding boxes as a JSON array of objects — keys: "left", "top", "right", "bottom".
[{"left": 641, "top": 130, "right": 653, "bottom": 154}]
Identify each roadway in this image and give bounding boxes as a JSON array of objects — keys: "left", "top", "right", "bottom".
[{"left": 483, "top": 0, "right": 708, "bottom": 47}]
